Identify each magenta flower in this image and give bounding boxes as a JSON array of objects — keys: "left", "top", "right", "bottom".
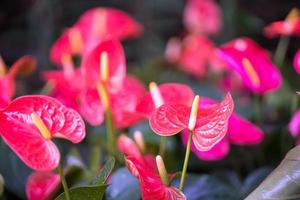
[
  {"left": 289, "top": 109, "right": 300, "bottom": 145},
  {"left": 165, "top": 35, "right": 225, "bottom": 78},
  {"left": 217, "top": 37, "right": 282, "bottom": 95},
  {"left": 183, "top": 0, "right": 222, "bottom": 36},
  {"left": 182, "top": 96, "right": 264, "bottom": 161},
  {"left": 0, "top": 95, "right": 86, "bottom": 171},
  {"left": 26, "top": 172, "right": 60, "bottom": 200},
  {"left": 293, "top": 50, "right": 300, "bottom": 75},
  {"left": 264, "top": 8, "right": 300, "bottom": 38}
]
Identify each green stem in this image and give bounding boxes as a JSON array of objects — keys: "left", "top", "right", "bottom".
[
  {"left": 291, "top": 94, "right": 298, "bottom": 114},
  {"left": 58, "top": 165, "right": 70, "bottom": 200},
  {"left": 159, "top": 137, "right": 167, "bottom": 157},
  {"left": 105, "top": 108, "right": 116, "bottom": 156},
  {"left": 255, "top": 95, "right": 262, "bottom": 124},
  {"left": 90, "top": 145, "right": 101, "bottom": 174},
  {"left": 179, "top": 130, "right": 193, "bottom": 191},
  {"left": 274, "top": 36, "right": 290, "bottom": 66}
]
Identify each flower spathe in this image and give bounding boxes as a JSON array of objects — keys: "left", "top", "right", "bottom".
[
  {"left": 150, "top": 92, "right": 234, "bottom": 151},
  {"left": 293, "top": 50, "right": 300, "bottom": 75},
  {"left": 26, "top": 172, "right": 60, "bottom": 200},
  {"left": 217, "top": 37, "right": 282, "bottom": 95},
  {"left": 183, "top": 0, "right": 222, "bottom": 36},
  {"left": 263, "top": 8, "right": 300, "bottom": 38},
  {"left": 0, "top": 95, "right": 86, "bottom": 171},
  {"left": 125, "top": 156, "right": 186, "bottom": 200},
  {"left": 289, "top": 109, "right": 300, "bottom": 145}
]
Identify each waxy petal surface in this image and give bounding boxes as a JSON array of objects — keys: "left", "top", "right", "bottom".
[
  {"left": 125, "top": 156, "right": 186, "bottom": 200},
  {"left": 264, "top": 20, "right": 300, "bottom": 38},
  {"left": 26, "top": 172, "right": 60, "bottom": 200},
  {"left": 192, "top": 93, "right": 234, "bottom": 151},
  {"left": 294, "top": 50, "right": 300, "bottom": 75},
  {"left": 217, "top": 37, "right": 282, "bottom": 94},
  {"left": 81, "top": 39, "right": 126, "bottom": 90},
  {"left": 0, "top": 96, "right": 86, "bottom": 171},
  {"left": 137, "top": 83, "right": 194, "bottom": 117},
  {"left": 9, "top": 55, "right": 36, "bottom": 78},
  {"left": 289, "top": 109, "right": 300, "bottom": 138}
]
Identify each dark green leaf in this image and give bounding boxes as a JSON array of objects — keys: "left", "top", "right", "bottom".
[
  {"left": 55, "top": 185, "right": 107, "bottom": 200},
  {"left": 245, "top": 146, "right": 300, "bottom": 200},
  {"left": 91, "top": 157, "right": 115, "bottom": 185}
]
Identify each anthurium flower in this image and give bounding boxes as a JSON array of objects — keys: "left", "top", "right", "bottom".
[
  {"left": 0, "top": 95, "right": 86, "bottom": 171},
  {"left": 289, "top": 109, "right": 300, "bottom": 145},
  {"left": 165, "top": 35, "right": 224, "bottom": 77},
  {"left": 293, "top": 50, "right": 300, "bottom": 75},
  {"left": 26, "top": 172, "right": 60, "bottom": 200},
  {"left": 217, "top": 37, "right": 282, "bottom": 95},
  {"left": 125, "top": 155, "right": 186, "bottom": 200},
  {"left": 150, "top": 93, "right": 234, "bottom": 151},
  {"left": 136, "top": 82, "right": 194, "bottom": 117},
  {"left": 79, "top": 75, "right": 145, "bottom": 128},
  {"left": 50, "top": 7, "right": 142, "bottom": 65},
  {"left": 183, "top": 0, "right": 222, "bottom": 36},
  {"left": 264, "top": 8, "right": 300, "bottom": 38},
  {"left": 182, "top": 96, "right": 264, "bottom": 160},
  {"left": 0, "top": 55, "right": 36, "bottom": 108}
]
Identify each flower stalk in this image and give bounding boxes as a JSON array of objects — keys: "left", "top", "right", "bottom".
[{"left": 58, "top": 165, "right": 70, "bottom": 200}]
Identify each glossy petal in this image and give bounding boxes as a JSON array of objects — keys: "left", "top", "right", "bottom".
[
  {"left": 182, "top": 131, "right": 230, "bottom": 161},
  {"left": 125, "top": 156, "right": 186, "bottom": 200},
  {"left": 8, "top": 55, "right": 36, "bottom": 78},
  {"left": 264, "top": 20, "right": 300, "bottom": 38},
  {"left": 228, "top": 113, "right": 264, "bottom": 145},
  {"left": 192, "top": 93, "right": 234, "bottom": 151},
  {"left": 81, "top": 39, "right": 126, "bottom": 90},
  {"left": 117, "top": 134, "right": 143, "bottom": 161},
  {"left": 183, "top": 0, "right": 222, "bottom": 35},
  {"left": 0, "top": 95, "right": 86, "bottom": 171},
  {"left": 289, "top": 109, "right": 300, "bottom": 138},
  {"left": 0, "top": 76, "right": 14, "bottom": 109},
  {"left": 293, "top": 50, "right": 300, "bottom": 75},
  {"left": 26, "top": 172, "right": 60, "bottom": 200},
  {"left": 150, "top": 104, "right": 190, "bottom": 136},
  {"left": 217, "top": 37, "right": 282, "bottom": 94},
  {"left": 137, "top": 83, "right": 194, "bottom": 117}
]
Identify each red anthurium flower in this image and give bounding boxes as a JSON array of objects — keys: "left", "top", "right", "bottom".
[
  {"left": 81, "top": 38, "right": 126, "bottom": 91},
  {"left": 217, "top": 37, "right": 282, "bottom": 95},
  {"left": 289, "top": 109, "right": 300, "bottom": 145},
  {"left": 0, "top": 95, "right": 86, "bottom": 171},
  {"left": 294, "top": 50, "right": 300, "bottom": 75},
  {"left": 165, "top": 35, "right": 224, "bottom": 77},
  {"left": 264, "top": 8, "right": 300, "bottom": 38},
  {"left": 50, "top": 8, "right": 142, "bottom": 65},
  {"left": 182, "top": 96, "right": 264, "bottom": 160},
  {"left": 0, "top": 56, "right": 36, "bottom": 108},
  {"left": 136, "top": 82, "right": 194, "bottom": 117},
  {"left": 125, "top": 156, "right": 186, "bottom": 200},
  {"left": 150, "top": 93, "right": 234, "bottom": 151},
  {"left": 79, "top": 75, "right": 145, "bottom": 128},
  {"left": 26, "top": 172, "right": 60, "bottom": 200},
  {"left": 183, "top": 0, "right": 222, "bottom": 36}
]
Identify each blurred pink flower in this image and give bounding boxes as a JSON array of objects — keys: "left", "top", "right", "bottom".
[
  {"left": 264, "top": 8, "right": 300, "bottom": 38},
  {"left": 165, "top": 35, "right": 225, "bottom": 78},
  {"left": 217, "top": 37, "right": 282, "bottom": 95},
  {"left": 182, "top": 96, "right": 264, "bottom": 161},
  {"left": 289, "top": 109, "right": 300, "bottom": 145},
  {"left": 293, "top": 50, "right": 300, "bottom": 74},
  {"left": 183, "top": 0, "right": 222, "bottom": 36}
]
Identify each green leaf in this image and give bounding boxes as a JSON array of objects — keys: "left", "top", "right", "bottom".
[
  {"left": 245, "top": 146, "right": 300, "bottom": 200},
  {"left": 55, "top": 184, "right": 107, "bottom": 200},
  {"left": 0, "top": 174, "right": 4, "bottom": 196},
  {"left": 91, "top": 157, "right": 115, "bottom": 185}
]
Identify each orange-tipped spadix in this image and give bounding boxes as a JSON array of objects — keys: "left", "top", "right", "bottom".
[
  {"left": 156, "top": 155, "right": 169, "bottom": 186},
  {"left": 100, "top": 51, "right": 109, "bottom": 83},
  {"left": 242, "top": 58, "right": 260, "bottom": 87},
  {"left": 149, "top": 82, "right": 164, "bottom": 108},
  {"left": 68, "top": 27, "right": 84, "bottom": 55},
  {"left": 188, "top": 95, "right": 200, "bottom": 131},
  {"left": 31, "top": 113, "right": 52, "bottom": 140}
]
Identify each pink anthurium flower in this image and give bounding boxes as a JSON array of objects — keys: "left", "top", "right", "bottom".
[
  {"left": 289, "top": 109, "right": 300, "bottom": 145},
  {"left": 293, "top": 50, "right": 300, "bottom": 75},
  {"left": 0, "top": 55, "right": 36, "bottom": 108},
  {"left": 217, "top": 37, "right": 282, "bottom": 95},
  {"left": 264, "top": 8, "right": 300, "bottom": 38},
  {"left": 50, "top": 7, "right": 143, "bottom": 65},
  {"left": 0, "top": 95, "right": 86, "bottom": 171},
  {"left": 136, "top": 82, "right": 194, "bottom": 117},
  {"left": 117, "top": 131, "right": 156, "bottom": 176},
  {"left": 182, "top": 97, "right": 264, "bottom": 161},
  {"left": 150, "top": 93, "right": 234, "bottom": 151},
  {"left": 26, "top": 172, "right": 60, "bottom": 200},
  {"left": 125, "top": 155, "right": 186, "bottom": 200},
  {"left": 183, "top": 0, "right": 222, "bottom": 36},
  {"left": 165, "top": 35, "right": 224, "bottom": 77}
]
